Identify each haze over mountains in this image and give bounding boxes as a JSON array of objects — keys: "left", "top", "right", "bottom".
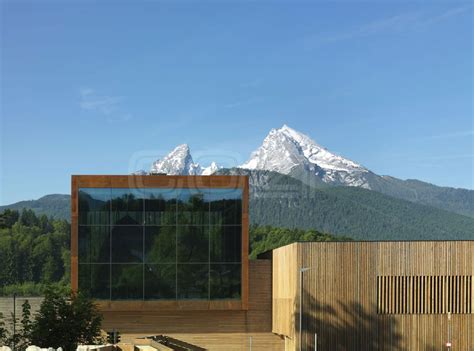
[{"left": 1, "top": 125, "right": 473, "bottom": 240}]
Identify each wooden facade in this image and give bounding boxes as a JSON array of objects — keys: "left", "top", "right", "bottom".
[
  {"left": 71, "top": 175, "right": 249, "bottom": 311},
  {"left": 272, "top": 241, "right": 474, "bottom": 351}
]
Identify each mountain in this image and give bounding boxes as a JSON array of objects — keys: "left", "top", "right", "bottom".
[
  {"left": 240, "top": 125, "right": 474, "bottom": 217},
  {"left": 150, "top": 144, "right": 219, "bottom": 175},
  {"left": 2, "top": 171, "right": 473, "bottom": 241},
  {"left": 0, "top": 194, "right": 70, "bottom": 220},
  {"left": 146, "top": 126, "right": 473, "bottom": 217},
  {"left": 218, "top": 168, "right": 474, "bottom": 240},
  {"left": 241, "top": 124, "right": 372, "bottom": 188}
]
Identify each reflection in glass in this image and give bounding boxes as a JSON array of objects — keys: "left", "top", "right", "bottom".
[
  {"left": 209, "top": 189, "right": 242, "bottom": 225},
  {"left": 78, "top": 226, "right": 110, "bottom": 263},
  {"left": 145, "top": 226, "right": 176, "bottom": 263},
  {"left": 177, "top": 226, "right": 209, "bottom": 263},
  {"left": 144, "top": 189, "right": 176, "bottom": 225},
  {"left": 78, "top": 264, "right": 110, "bottom": 299},
  {"left": 177, "top": 189, "right": 209, "bottom": 225},
  {"left": 79, "top": 188, "right": 111, "bottom": 225},
  {"left": 210, "top": 264, "right": 241, "bottom": 299},
  {"left": 111, "top": 189, "right": 143, "bottom": 225},
  {"left": 210, "top": 225, "right": 241, "bottom": 263},
  {"left": 77, "top": 186, "right": 243, "bottom": 301},
  {"left": 144, "top": 264, "right": 176, "bottom": 299},
  {"left": 111, "top": 226, "right": 143, "bottom": 263},
  {"left": 111, "top": 264, "right": 143, "bottom": 300},
  {"left": 177, "top": 264, "right": 208, "bottom": 299}
]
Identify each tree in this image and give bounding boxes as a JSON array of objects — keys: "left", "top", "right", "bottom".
[
  {"left": 0, "top": 209, "right": 19, "bottom": 229},
  {"left": 19, "top": 209, "right": 39, "bottom": 227},
  {"left": 30, "top": 289, "right": 103, "bottom": 350},
  {"left": 18, "top": 300, "right": 32, "bottom": 349},
  {"left": 0, "top": 312, "right": 6, "bottom": 344}
]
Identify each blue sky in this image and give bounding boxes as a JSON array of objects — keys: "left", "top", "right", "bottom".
[{"left": 1, "top": 0, "right": 473, "bottom": 205}]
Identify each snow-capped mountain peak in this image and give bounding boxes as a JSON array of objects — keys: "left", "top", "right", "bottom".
[
  {"left": 150, "top": 144, "right": 220, "bottom": 175},
  {"left": 241, "top": 125, "right": 371, "bottom": 188}
]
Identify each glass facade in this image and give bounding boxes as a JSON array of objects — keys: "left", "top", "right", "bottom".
[{"left": 78, "top": 187, "right": 242, "bottom": 300}]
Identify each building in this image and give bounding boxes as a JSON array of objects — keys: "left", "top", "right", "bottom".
[
  {"left": 71, "top": 175, "right": 473, "bottom": 351},
  {"left": 71, "top": 175, "right": 250, "bottom": 310},
  {"left": 271, "top": 241, "right": 473, "bottom": 350}
]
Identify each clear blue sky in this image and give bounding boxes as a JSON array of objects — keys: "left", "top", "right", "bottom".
[{"left": 1, "top": 1, "right": 473, "bottom": 205}]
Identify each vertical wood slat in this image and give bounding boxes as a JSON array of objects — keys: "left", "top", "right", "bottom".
[
  {"left": 276, "top": 242, "right": 473, "bottom": 351},
  {"left": 376, "top": 274, "right": 473, "bottom": 315}
]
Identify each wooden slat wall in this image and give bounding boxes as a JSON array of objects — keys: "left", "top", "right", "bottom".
[
  {"left": 272, "top": 241, "right": 474, "bottom": 351},
  {"left": 377, "top": 275, "right": 473, "bottom": 314},
  {"left": 102, "top": 260, "right": 284, "bottom": 350}
]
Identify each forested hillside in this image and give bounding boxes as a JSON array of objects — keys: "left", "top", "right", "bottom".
[
  {"left": 1, "top": 169, "right": 473, "bottom": 242},
  {"left": 0, "top": 209, "right": 70, "bottom": 296},
  {"left": 0, "top": 194, "right": 70, "bottom": 220},
  {"left": 249, "top": 225, "right": 351, "bottom": 258},
  {"left": 220, "top": 168, "right": 474, "bottom": 240}
]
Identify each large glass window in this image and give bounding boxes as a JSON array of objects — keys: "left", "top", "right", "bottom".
[
  {"left": 111, "top": 189, "right": 144, "bottom": 225},
  {"left": 177, "top": 264, "right": 209, "bottom": 299},
  {"left": 78, "top": 226, "right": 110, "bottom": 263},
  {"left": 145, "top": 264, "right": 176, "bottom": 299},
  {"left": 77, "top": 186, "right": 243, "bottom": 301},
  {"left": 145, "top": 226, "right": 176, "bottom": 263},
  {"left": 177, "top": 225, "right": 209, "bottom": 263},
  {"left": 78, "top": 188, "right": 111, "bottom": 225},
  {"left": 78, "top": 264, "right": 110, "bottom": 299},
  {"left": 177, "top": 189, "right": 209, "bottom": 225},
  {"left": 209, "top": 189, "right": 242, "bottom": 225},
  {"left": 111, "top": 264, "right": 143, "bottom": 300},
  {"left": 210, "top": 225, "right": 242, "bottom": 263},
  {"left": 144, "top": 189, "right": 176, "bottom": 225},
  {"left": 111, "top": 225, "right": 143, "bottom": 263}
]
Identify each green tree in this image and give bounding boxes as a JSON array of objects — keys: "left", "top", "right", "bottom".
[
  {"left": 0, "top": 209, "right": 19, "bottom": 229},
  {"left": 0, "top": 312, "right": 6, "bottom": 344},
  {"left": 30, "top": 289, "right": 103, "bottom": 350},
  {"left": 19, "top": 209, "right": 39, "bottom": 227},
  {"left": 18, "top": 300, "right": 32, "bottom": 349}
]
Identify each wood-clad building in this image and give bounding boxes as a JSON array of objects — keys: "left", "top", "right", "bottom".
[
  {"left": 272, "top": 241, "right": 474, "bottom": 351},
  {"left": 70, "top": 176, "right": 473, "bottom": 350}
]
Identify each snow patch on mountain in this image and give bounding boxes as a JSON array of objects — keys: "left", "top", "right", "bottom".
[
  {"left": 241, "top": 125, "right": 371, "bottom": 188},
  {"left": 150, "top": 144, "right": 221, "bottom": 175}
]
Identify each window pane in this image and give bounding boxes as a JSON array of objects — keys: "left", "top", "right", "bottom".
[
  {"left": 78, "top": 264, "right": 110, "bottom": 299},
  {"left": 210, "top": 225, "right": 241, "bottom": 263},
  {"left": 177, "top": 264, "right": 209, "bottom": 299},
  {"left": 78, "top": 226, "right": 110, "bottom": 263},
  {"left": 79, "top": 188, "right": 111, "bottom": 225},
  {"left": 177, "top": 189, "right": 209, "bottom": 225},
  {"left": 210, "top": 264, "right": 241, "bottom": 299},
  {"left": 111, "top": 189, "right": 144, "bottom": 225},
  {"left": 144, "top": 189, "right": 176, "bottom": 225},
  {"left": 177, "top": 225, "right": 209, "bottom": 263},
  {"left": 111, "top": 264, "right": 143, "bottom": 300},
  {"left": 209, "top": 189, "right": 242, "bottom": 225},
  {"left": 145, "top": 226, "right": 176, "bottom": 263},
  {"left": 144, "top": 264, "right": 176, "bottom": 300},
  {"left": 111, "top": 225, "right": 143, "bottom": 263}
]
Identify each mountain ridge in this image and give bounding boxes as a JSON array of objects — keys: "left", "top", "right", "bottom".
[
  {"left": 1, "top": 170, "right": 473, "bottom": 241},
  {"left": 147, "top": 125, "right": 473, "bottom": 217}
]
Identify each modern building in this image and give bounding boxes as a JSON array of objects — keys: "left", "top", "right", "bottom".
[
  {"left": 71, "top": 175, "right": 473, "bottom": 351},
  {"left": 71, "top": 175, "right": 249, "bottom": 310}
]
